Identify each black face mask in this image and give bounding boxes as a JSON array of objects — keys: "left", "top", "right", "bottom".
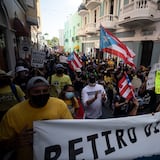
[
  {"left": 89, "top": 77, "right": 96, "bottom": 84},
  {"left": 56, "top": 69, "right": 64, "bottom": 74},
  {"left": 29, "top": 94, "right": 50, "bottom": 108}
]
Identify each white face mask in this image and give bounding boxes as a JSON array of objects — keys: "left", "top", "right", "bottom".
[{"left": 65, "top": 92, "right": 74, "bottom": 99}]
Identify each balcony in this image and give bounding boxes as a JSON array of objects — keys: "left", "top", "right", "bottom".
[
  {"left": 85, "top": 0, "right": 101, "bottom": 10},
  {"left": 85, "top": 23, "right": 97, "bottom": 35},
  {"left": 78, "top": 3, "right": 89, "bottom": 16},
  {"left": 96, "top": 14, "right": 118, "bottom": 30},
  {"left": 77, "top": 27, "right": 86, "bottom": 37},
  {"left": 118, "top": 0, "right": 160, "bottom": 27}
]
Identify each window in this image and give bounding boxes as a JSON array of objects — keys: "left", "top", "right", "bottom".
[
  {"left": 124, "top": 0, "right": 129, "bottom": 5},
  {"left": 94, "top": 10, "right": 97, "bottom": 23}
]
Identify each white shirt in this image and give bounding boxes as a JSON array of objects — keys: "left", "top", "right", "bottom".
[{"left": 81, "top": 83, "right": 107, "bottom": 119}]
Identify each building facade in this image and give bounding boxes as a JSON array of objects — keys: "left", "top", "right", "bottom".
[
  {"left": 77, "top": 0, "right": 160, "bottom": 67},
  {"left": 0, "top": 0, "right": 40, "bottom": 71},
  {"left": 64, "top": 12, "right": 81, "bottom": 53}
]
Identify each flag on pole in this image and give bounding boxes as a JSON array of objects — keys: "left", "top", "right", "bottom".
[
  {"left": 118, "top": 72, "right": 135, "bottom": 100},
  {"left": 68, "top": 52, "right": 82, "bottom": 71},
  {"left": 100, "top": 25, "right": 136, "bottom": 68}
]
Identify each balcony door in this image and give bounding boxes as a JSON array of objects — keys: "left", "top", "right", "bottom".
[{"left": 140, "top": 41, "right": 153, "bottom": 67}]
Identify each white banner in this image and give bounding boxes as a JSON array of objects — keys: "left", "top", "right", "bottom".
[{"left": 33, "top": 113, "right": 160, "bottom": 160}]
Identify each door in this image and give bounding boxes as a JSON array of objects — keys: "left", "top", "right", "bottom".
[{"left": 140, "top": 41, "right": 153, "bottom": 67}]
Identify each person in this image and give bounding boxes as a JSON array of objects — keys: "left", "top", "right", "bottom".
[
  {"left": 0, "top": 76, "right": 73, "bottom": 160},
  {"left": 81, "top": 74, "right": 107, "bottom": 119},
  {"left": 59, "top": 84, "right": 79, "bottom": 118},
  {"left": 137, "top": 82, "right": 157, "bottom": 114},
  {"left": 13, "top": 66, "right": 30, "bottom": 94},
  {"left": 0, "top": 69, "right": 25, "bottom": 121},
  {"left": 104, "top": 70, "right": 115, "bottom": 110},
  {"left": 73, "top": 68, "right": 85, "bottom": 98},
  {"left": 113, "top": 94, "right": 139, "bottom": 117},
  {"left": 48, "top": 63, "right": 72, "bottom": 97}
]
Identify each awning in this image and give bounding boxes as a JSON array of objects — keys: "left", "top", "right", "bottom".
[
  {"left": 26, "top": 16, "right": 38, "bottom": 26},
  {"left": 13, "top": 17, "right": 29, "bottom": 37}
]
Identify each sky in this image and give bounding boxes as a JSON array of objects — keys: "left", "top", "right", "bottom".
[{"left": 40, "top": 0, "right": 82, "bottom": 39}]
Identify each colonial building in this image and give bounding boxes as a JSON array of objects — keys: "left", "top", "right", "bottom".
[
  {"left": 64, "top": 12, "right": 81, "bottom": 53},
  {"left": 77, "top": 0, "right": 160, "bottom": 67},
  {"left": 0, "top": 0, "right": 41, "bottom": 71}
]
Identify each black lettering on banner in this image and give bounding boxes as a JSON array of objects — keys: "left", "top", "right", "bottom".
[
  {"left": 102, "top": 130, "right": 115, "bottom": 155},
  {"left": 87, "top": 134, "right": 99, "bottom": 160},
  {"left": 144, "top": 123, "right": 152, "bottom": 137},
  {"left": 69, "top": 138, "right": 83, "bottom": 160},
  {"left": 45, "top": 145, "right": 61, "bottom": 160},
  {"left": 127, "top": 127, "right": 137, "bottom": 143},
  {"left": 116, "top": 129, "right": 127, "bottom": 149},
  {"left": 154, "top": 121, "right": 160, "bottom": 134}
]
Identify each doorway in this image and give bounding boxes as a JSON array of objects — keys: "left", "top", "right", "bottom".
[{"left": 140, "top": 41, "right": 153, "bottom": 67}]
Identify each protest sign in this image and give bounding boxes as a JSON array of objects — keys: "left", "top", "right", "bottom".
[
  {"left": 146, "top": 63, "right": 160, "bottom": 90},
  {"left": 155, "top": 70, "right": 160, "bottom": 94},
  {"left": 34, "top": 113, "right": 160, "bottom": 160},
  {"left": 31, "top": 51, "right": 46, "bottom": 68}
]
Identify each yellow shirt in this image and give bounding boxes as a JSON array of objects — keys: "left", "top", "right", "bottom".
[
  {"left": 49, "top": 74, "right": 72, "bottom": 97},
  {"left": 64, "top": 97, "right": 79, "bottom": 115},
  {"left": 0, "top": 97, "right": 73, "bottom": 160},
  {"left": 0, "top": 85, "right": 25, "bottom": 111}
]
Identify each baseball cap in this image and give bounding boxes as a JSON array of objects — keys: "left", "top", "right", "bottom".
[
  {"left": 27, "top": 76, "right": 49, "bottom": 90},
  {"left": 55, "top": 63, "right": 65, "bottom": 69},
  {"left": 16, "top": 66, "right": 29, "bottom": 73}
]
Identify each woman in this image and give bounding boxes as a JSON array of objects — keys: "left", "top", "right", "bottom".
[{"left": 59, "top": 84, "right": 80, "bottom": 118}]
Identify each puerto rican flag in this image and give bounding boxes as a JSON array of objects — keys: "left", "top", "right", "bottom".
[
  {"left": 118, "top": 72, "right": 135, "bottom": 100},
  {"left": 100, "top": 25, "right": 136, "bottom": 68},
  {"left": 67, "top": 52, "right": 82, "bottom": 71}
]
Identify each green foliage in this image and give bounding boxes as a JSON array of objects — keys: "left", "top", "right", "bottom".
[{"left": 45, "top": 36, "right": 59, "bottom": 48}]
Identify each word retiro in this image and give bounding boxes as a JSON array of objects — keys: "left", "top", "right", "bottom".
[{"left": 44, "top": 121, "right": 160, "bottom": 160}]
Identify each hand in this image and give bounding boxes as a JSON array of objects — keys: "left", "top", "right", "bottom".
[
  {"left": 16, "top": 128, "right": 35, "bottom": 148},
  {"left": 94, "top": 91, "right": 98, "bottom": 99},
  {"left": 132, "top": 98, "right": 139, "bottom": 107},
  {"left": 125, "top": 99, "right": 129, "bottom": 104},
  {"left": 101, "top": 92, "right": 107, "bottom": 101}
]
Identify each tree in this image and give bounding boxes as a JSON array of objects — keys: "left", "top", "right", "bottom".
[{"left": 51, "top": 37, "right": 59, "bottom": 48}]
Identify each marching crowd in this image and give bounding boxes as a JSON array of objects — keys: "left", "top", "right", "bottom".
[{"left": 0, "top": 53, "right": 160, "bottom": 160}]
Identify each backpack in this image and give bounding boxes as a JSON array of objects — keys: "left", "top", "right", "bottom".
[{"left": 10, "top": 83, "right": 20, "bottom": 102}]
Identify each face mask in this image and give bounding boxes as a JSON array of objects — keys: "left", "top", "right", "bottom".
[
  {"left": 56, "top": 69, "right": 63, "bottom": 74},
  {"left": 29, "top": 94, "right": 50, "bottom": 108},
  {"left": 89, "top": 77, "right": 96, "bottom": 83},
  {"left": 65, "top": 92, "right": 74, "bottom": 99}
]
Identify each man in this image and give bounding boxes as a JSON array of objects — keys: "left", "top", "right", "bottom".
[
  {"left": 0, "top": 76, "right": 73, "bottom": 160},
  {"left": 13, "top": 66, "right": 30, "bottom": 94},
  {"left": 0, "top": 69, "right": 25, "bottom": 121},
  {"left": 81, "top": 74, "right": 107, "bottom": 119},
  {"left": 138, "top": 82, "right": 157, "bottom": 114},
  {"left": 49, "top": 63, "right": 72, "bottom": 97}
]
